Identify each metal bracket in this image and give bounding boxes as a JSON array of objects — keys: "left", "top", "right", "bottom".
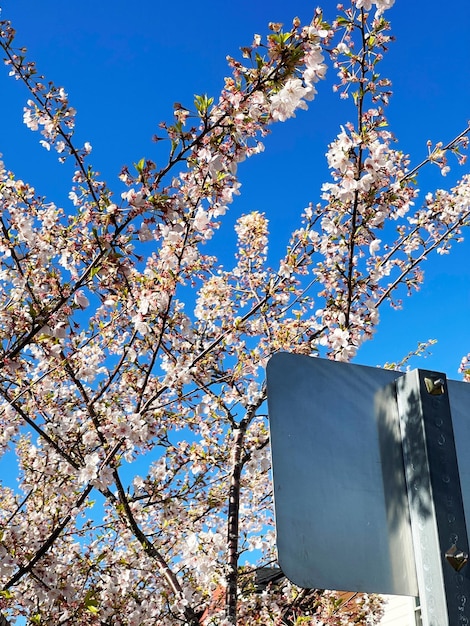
[{"left": 396, "top": 369, "right": 470, "bottom": 626}]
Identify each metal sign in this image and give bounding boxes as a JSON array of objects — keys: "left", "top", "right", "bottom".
[{"left": 267, "top": 353, "right": 470, "bottom": 625}]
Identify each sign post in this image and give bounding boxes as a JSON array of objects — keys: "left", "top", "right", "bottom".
[
  {"left": 267, "top": 353, "right": 470, "bottom": 626},
  {"left": 396, "top": 370, "right": 470, "bottom": 624}
]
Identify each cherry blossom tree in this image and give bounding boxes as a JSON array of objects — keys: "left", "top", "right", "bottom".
[{"left": 0, "top": 1, "right": 469, "bottom": 624}]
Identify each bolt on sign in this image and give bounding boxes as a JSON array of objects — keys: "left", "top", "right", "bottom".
[{"left": 267, "top": 353, "right": 470, "bottom": 626}]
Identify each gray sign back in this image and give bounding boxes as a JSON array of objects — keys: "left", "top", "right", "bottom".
[{"left": 267, "top": 353, "right": 470, "bottom": 595}]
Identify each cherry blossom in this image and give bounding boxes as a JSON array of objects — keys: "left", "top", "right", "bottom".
[{"left": 0, "top": 2, "right": 468, "bottom": 625}]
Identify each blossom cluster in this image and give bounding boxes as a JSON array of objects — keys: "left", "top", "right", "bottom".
[{"left": 355, "top": 0, "right": 395, "bottom": 14}]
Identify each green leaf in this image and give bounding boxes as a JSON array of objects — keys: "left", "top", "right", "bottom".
[
  {"left": 194, "top": 94, "right": 214, "bottom": 115},
  {"left": 255, "top": 52, "right": 265, "bottom": 69},
  {"left": 268, "top": 32, "right": 291, "bottom": 46},
  {"left": 84, "top": 589, "right": 99, "bottom": 614},
  {"left": 134, "top": 158, "right": 145, "bottom": 173}
]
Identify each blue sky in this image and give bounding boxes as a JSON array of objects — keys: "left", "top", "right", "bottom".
[{"left": 0, "top": 0, "right": 469, "bottom": 378}]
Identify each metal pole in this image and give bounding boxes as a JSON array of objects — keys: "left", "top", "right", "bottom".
[{"left": 396, "top": 369, "right": 470, "bottom": 626}]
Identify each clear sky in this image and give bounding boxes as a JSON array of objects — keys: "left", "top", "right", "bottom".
[{"left": 0, "top": 0, "right": 469, "bottom": 378}]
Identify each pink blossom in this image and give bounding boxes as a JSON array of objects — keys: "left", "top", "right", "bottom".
[
  {"left": 74, "top": 290, "right": 90, "bottom": 309},
  {"left": 369, "top": 238, "right": 381, "bottom": 255},
  {"left": 270, "top": 78, "right": 311, "bottom": 122}
]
